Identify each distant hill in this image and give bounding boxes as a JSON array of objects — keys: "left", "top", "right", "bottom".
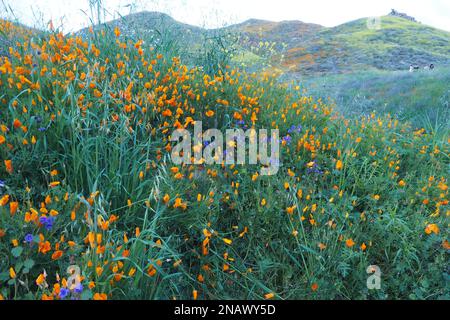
[
  {"left": 280, "top": 16, "right": 450, "bottom": 75},
  {"left": 75, "top": 11, "right": 450, "bottom": 76},
  {"left": 76, "top": 11, "right": 209, "bottom": 58},
  {"left": 225, "top": 18, "right": 324, "bottom": 49}
]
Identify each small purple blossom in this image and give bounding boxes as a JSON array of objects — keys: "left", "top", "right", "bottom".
[
  {"left": 39, "top": 216, "right": 55, "bottom": 230},
  {"left": 59, "top": 288, "right": 70, "bottom": 299},
  {"left": 288, "top": 125, "right": 303, "bottom": 134},
  {"left": 306, "top": 162, "right": 323, "bottom": 175},
  {"left": 282, "top": 135, "right": 292, "bottom": 144},
  {"left": 73, "top": 283, "right": 83, "bottom": 294},
  {"left": 25, "top": 234, "right": 34, "bottom": 243}
]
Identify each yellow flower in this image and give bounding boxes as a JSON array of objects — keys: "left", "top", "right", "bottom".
[
  {"left": 287, "top": 169, "right": 295, "bottom": 177},
  {"left": 223, "top": 238, "right": 232, "bottom": 245},
  {"left": 0, "top": 194, "right": 10, "bottom": 206},
  {"left": 174, "top": 172, "right": 183, "bottom": 180},
  {"left": 264, "top": 292, "right": 275, "bottom": 299},
  {"left": 173, "top": 198, "right": 187, "bottom": 210},
  {"left": 398, "top": 180, "right": 406, "bottom": 187},
  {"left": 9, "top": 267, "right": 16, "bottom": 279},
  {"left": 36, "top": 273, "right": 46, "bottom": 286},
  {"left": 336, "top": 160, "right": 343, "bottom": 170},
  {"left": 286, "top": 205, "right": 296, "bottom": 214},
  {"left": 425, "top": 224, "right": 439, "bottom": 235},
  {"left": 261, "top": 198, "right": 267, "bottom": 206},
  {"left": 96, "top": 266, "right": 103, "bottom": 276}
]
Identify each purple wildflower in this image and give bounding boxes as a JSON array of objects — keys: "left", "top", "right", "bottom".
[
  {"left": 25, "top": 234, "right": 34, "bottom": 243},
  {"left": 59, "top": 288, "right": 70, "bottom": 299}
]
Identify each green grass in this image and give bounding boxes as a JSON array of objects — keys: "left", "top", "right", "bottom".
[{"left": 298, "top": 68, "right": 450, "bottom": 130}]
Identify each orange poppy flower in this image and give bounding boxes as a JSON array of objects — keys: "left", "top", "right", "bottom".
[
  {"left": 4, "top": 160, "right": 12, "bottom": 173},
  {"left": 51, "top": 250, "right": 63, "bottom": 260},
  {"left": 345, "top": 239, "right": 355, "bottom": 247}
]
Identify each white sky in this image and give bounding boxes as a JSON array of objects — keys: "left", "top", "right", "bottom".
[{"left": 1, "top": 0, "right": 450, "bottom": 33}]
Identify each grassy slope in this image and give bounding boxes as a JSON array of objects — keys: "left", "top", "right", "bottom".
[
  {"left": 282, "top": 16, "right": 450, "bottom": 75},
  {"left": 0, "top": 19, "right": 42, "bottom": 57},
  {"left": 299, "top": 68, "right": 450, "bottom": 128}
]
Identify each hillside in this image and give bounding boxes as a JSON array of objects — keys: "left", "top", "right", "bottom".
[
  {"left": 226, "top": 18, "right": 324, "bottom": 50},
  {"left": 75, "top": 12, "right": 450, "bottom": 76},
  {"left": 281, "top": 16, "right": 450, "bottom": 75},
  {"left": 0, "top": 19, "right": 41, "bottom": 57},
  {"left": 76, "top": 11, "right": 205, "bottom": 44}
]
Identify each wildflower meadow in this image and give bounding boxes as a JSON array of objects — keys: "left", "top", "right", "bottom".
[{"left": 0, "top": 8, "right": 449, "bottom": 301}]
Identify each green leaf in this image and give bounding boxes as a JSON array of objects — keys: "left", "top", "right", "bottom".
[
  {"left": 15, "top": 261, "right": 23, "bottom": 272},
  {"left": 0, "top": 272, "right": 9, "bottom": 282},
  {"left": 81, "top": 290, "right": 93, "bottom": 300},
  {"left": 11, "top": 246, "right": 23, "bottom": 258},
  {"left": 24, "top": 258, "right": 35, "bottom": 269}
]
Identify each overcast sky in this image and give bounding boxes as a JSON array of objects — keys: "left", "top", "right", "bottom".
[{"left": 2, "top": 0, "right": 450, "bottom": 33}]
